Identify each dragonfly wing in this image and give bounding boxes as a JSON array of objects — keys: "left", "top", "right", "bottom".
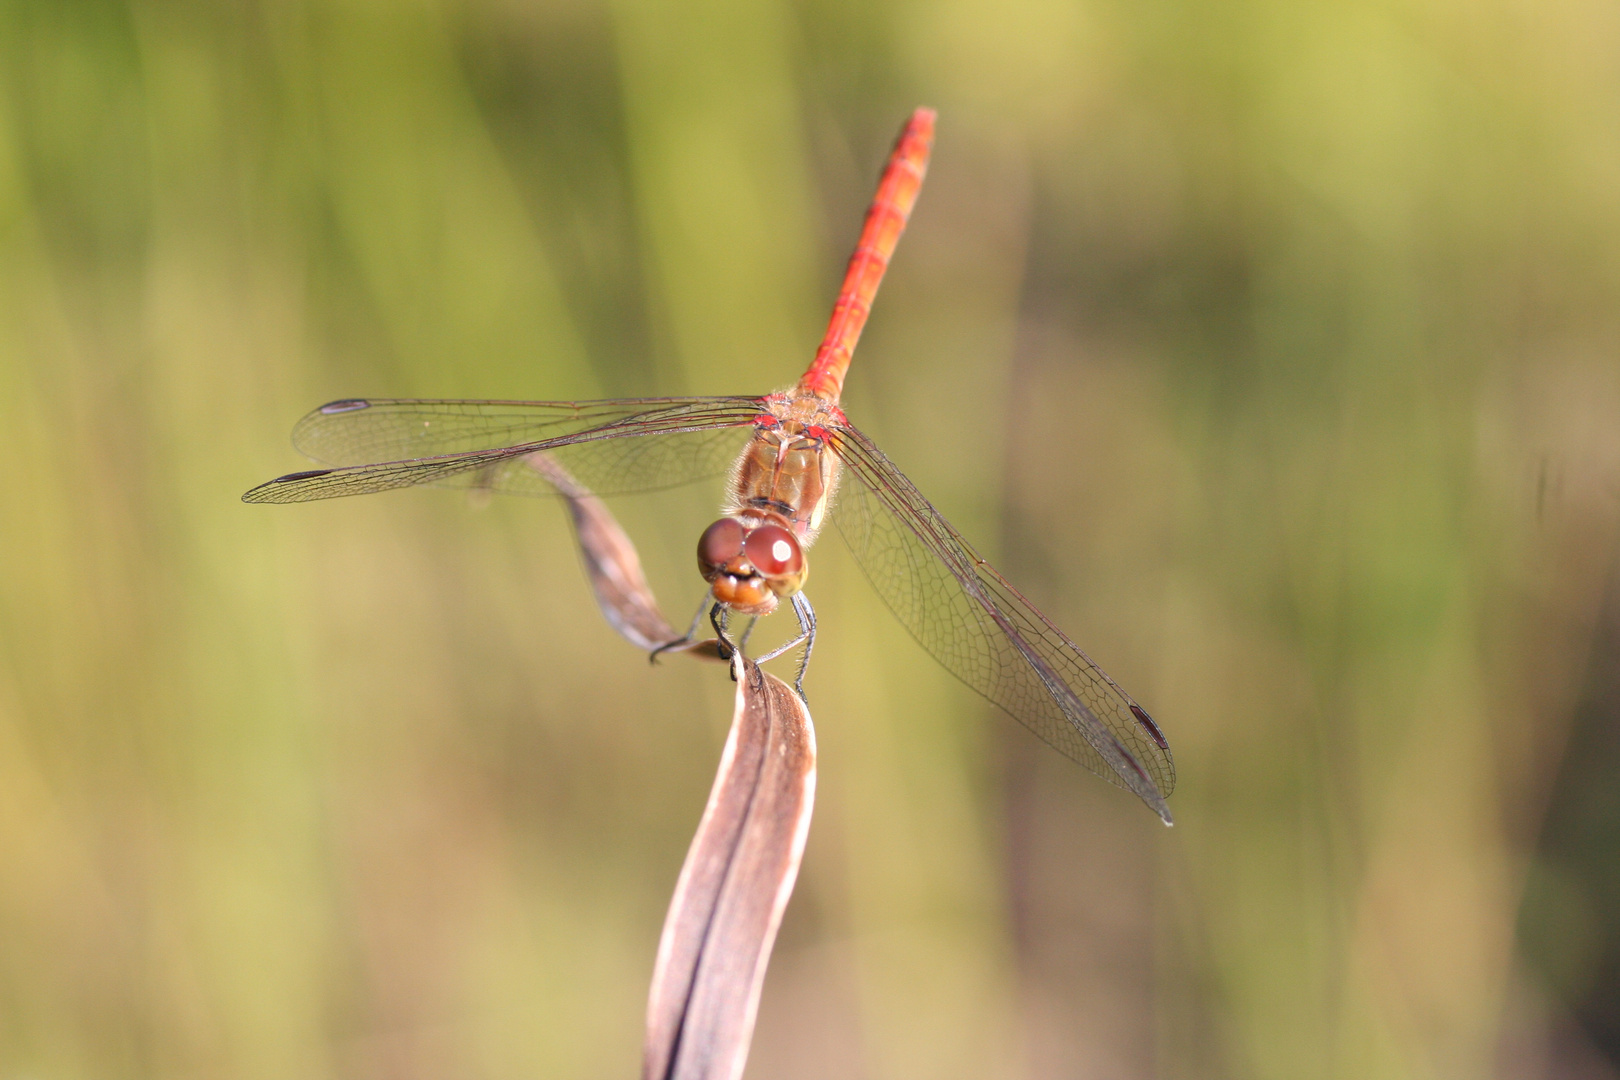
[
  {"left": 289, "top": 397, "right": 757, "bottom": 463},
  {"left": 829, "top": 422, "right": 1175, "bottom": 821},
  {"left": 245, "top": 397, "right": 765, "bottom": 504}
]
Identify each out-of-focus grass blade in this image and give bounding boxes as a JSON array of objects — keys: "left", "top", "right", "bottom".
[
  {"left": 527, "top": 452, "right": 721, "bottom": 659},
  {"left": 643, "top": 656, "right": 816, "bottom": 1080}
]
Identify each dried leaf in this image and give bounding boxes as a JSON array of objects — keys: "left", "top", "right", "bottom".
[
  {"left": 643, "top": 656, "right": 817, "bottom": 1080},
  {"left": 527, "top": 451, "right": 694, "bottom": 653}
]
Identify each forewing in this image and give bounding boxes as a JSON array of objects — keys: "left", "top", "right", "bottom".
[
  {"left": 244, "top": 397, "right": 764, "bottom": 504},
  {"left": 829, "top": 422, "right": 1175, "bottom": 820}
]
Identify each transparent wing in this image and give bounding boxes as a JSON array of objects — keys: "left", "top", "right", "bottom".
[
  {"left": 243, "top": 396, "right": 764, "bottom": 504},
  {"left": 829, "top": 422, "right": 1175, "bottom": 821}
]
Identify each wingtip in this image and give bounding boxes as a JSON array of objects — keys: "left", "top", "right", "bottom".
[
  {"left": 242, "top": 468, "right": 335, "bottom": 504},
  {"left": 1142, "top": 790, "right": 1173, "bottom": 826}
]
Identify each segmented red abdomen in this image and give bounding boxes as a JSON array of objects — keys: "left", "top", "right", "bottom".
[{"left": 797, "top": 108, "right": 935, "bottom": 404}]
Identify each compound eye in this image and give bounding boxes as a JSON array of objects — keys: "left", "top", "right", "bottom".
[
  {"left": 697, "top": 518, "right": 745, "bottom": 573},
  {"left": 744, "top": 524, "right": 803, "bottom": 578}
]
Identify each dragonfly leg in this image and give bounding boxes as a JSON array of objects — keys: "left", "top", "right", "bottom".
[
  {"left": 708, "top": 603, "right": 748, "bottom": 684},
  {"left": 709, "top": 602, "right": 736, "bottom": 663},
  {"left": 753, "top": 591, "right": 816, "bottom": 702},
  {"left": 737, "top": 615, "right": 760, "bottom": 652},
  {"left": 649, "top": 592, "right": 715, "bottom": 664},
  {"left": 791, "top": 592, "right": 816, "bottom": 700}
]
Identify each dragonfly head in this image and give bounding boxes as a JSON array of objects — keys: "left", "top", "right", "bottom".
[{"left": 697, "top": 514, "right": 807, "bottom": 616}]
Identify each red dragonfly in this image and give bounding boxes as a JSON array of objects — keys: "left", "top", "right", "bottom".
[{"left": 245, "top": 110, "right": 1176, "bottom": 823}]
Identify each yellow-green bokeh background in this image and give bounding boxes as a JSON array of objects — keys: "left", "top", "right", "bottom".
[{"left": 5, "top": 0, "right": 1620, "bottom": 1077}]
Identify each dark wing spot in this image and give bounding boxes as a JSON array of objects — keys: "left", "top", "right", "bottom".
[
  {"left": 1129, "top": 704, "right": 1169, "bottom": 750},
  {"left": 273, "top": 469, "right": 334, "bottom": 482},
  {"left": 319, "top": 399, "right": 371, "bottom": 414}
]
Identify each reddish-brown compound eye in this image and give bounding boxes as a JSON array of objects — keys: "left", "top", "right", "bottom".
[
  {"left": 744, "top": 524, "right": 803, "bottom": 578},
  {"left": 697, "top": 518, "right": 745, "bottom": 575}
]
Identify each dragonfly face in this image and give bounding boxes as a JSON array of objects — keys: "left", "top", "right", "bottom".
[{"left": 696, "top": 513, "right": 805, "bottom": 615}]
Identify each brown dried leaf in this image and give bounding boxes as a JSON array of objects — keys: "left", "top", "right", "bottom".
[
  {"left": 527, "top": 451, "right": 715, "bottom": 655},
  {"left": 643, "top": 656, "right": 817, "bottom": 1080}
]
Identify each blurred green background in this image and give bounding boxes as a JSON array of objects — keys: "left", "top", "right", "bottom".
[{"left": 4, "top": 0, "right": 1620, "bottom": 1076}]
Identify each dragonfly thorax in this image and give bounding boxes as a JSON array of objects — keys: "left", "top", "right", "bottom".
[
  {"left": 702, "top": 394, "right": 839, "bottom": 616},
  {"left": 697, "top": 513, "right": 807, "bottom": 616},
  {"left": 729, "top": 397, "right": 843, "bottom": 545}
]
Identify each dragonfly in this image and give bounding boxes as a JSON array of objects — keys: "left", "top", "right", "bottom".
[{"left": 244, "top": 109, "right": 1176, "bottom": 824}]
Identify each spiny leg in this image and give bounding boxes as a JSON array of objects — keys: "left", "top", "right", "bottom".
[
  {"left": 753, "top": 591, "right": 817, "bottom": 701},
  {"left": 790, "top": 592, "right": 816, "bottom": 699},
  {"left": 649, "top": 592, "right": 714, "bottom": 664},
  {"left": 708, "top": 602, "right": 735, "bottom": 663},
  {"left": 708, "top": 603, "right": 748, "bottom": 684}
]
